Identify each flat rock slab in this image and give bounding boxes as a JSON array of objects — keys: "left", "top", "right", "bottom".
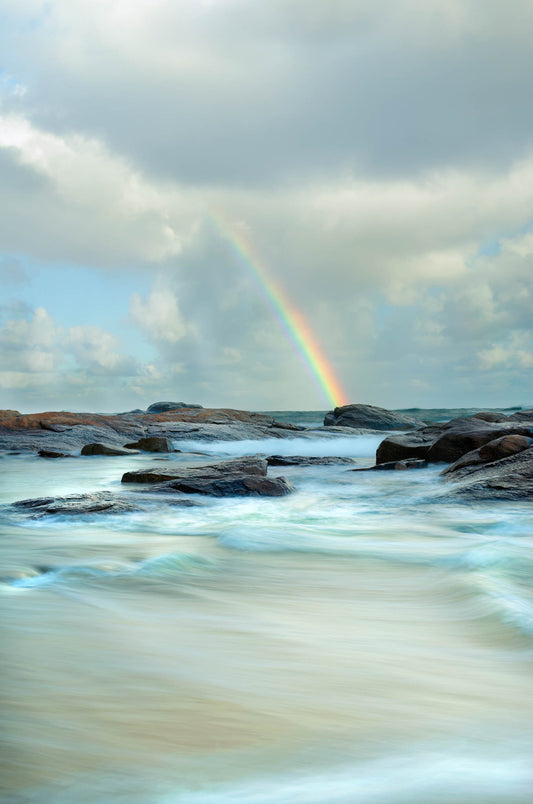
[
  {"left": 11, "top": 492, "right": 143, "bottom": 518},
  {"left": 152, "top": 474, "right": 295, "bottom": 497},
  {"left": 122, "top": 456, "right": 268, "bottom": 484},
  {"left": 353, "top": 458, "right": 428, "bottom": 471},
  {"left": 123, "top": 436, "right": 174, "bottom": 452}
]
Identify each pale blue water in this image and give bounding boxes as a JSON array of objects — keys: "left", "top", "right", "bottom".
[{"left": 1, "top": 411, "right": 532, "bottom": 803}]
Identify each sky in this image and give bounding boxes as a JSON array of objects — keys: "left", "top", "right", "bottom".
[{"left": 1, "top": 0, "right": 532, "bottom": 413}]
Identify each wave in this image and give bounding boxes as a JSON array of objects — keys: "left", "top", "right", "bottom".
[{"left": 163, "top": 747, "right": 533, "bottom": 803}]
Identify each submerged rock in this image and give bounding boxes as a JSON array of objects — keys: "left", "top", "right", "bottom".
[
  {"left": 123, "top": 436, "right": 174, "bottom": 452},
  {"left": 38, "top": 449, "right": 73, "bottom": 458},
  {"left": 324, "top": 404, "right": 419, "bottom": 431},
  {"left": 266, "top": 455, "right": 356, "bottom": 466},
  {"left": 81, "top": 443, "right": 141, "bottom": 456},
  {"left": 353, "top": 458, "right": 428, "bottom": 472},
  {"left": 11, "top": 491, "right": 143, "bottom": 518}
]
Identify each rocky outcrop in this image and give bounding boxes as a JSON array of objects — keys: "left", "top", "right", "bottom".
[
  {"left": 442, "top": 446, "right": 533, "bottom": 500},
  {"left": 0, "top": 407, "right": 335, "bottom": 453},
  {"left": 353, "top": 458, "right": 428, "bottom": 471},
  {"left": 11, "top": 492, "right": 143, "bottom": 518},
  {"left": 324, "top": 404, "right": 419, "bottom": 431},
  {"left": 81, "top": 443, "right": 140, "bottom": 456}
]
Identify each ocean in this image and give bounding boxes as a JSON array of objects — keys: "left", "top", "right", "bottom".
[{"left": 1, "top": 409, "right": 532, "bottom": 803}]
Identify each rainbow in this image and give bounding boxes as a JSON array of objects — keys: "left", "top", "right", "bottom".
[{"left": 210, "top": 213, "right": 349, "bottom": 408}]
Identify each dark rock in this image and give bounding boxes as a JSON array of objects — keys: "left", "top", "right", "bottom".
[
  {"left": 507, "top": 409, "right": 533, "bottom": 421},
  {"left": 376, "top": 413, "right": 533, "bottom": 465},
  {"left": 153, "top": 474, "right": 295, "bottom": 497},
  {"left": 146, "top": 401, "right": 203, "bottom": 413},
  {"left": 81, "top": 443, "right": 141, "bottom": 456},
  {"left": 442, "top": 446, "right": 533, "bottom": 500},
  {"left": 11, "top": 491, "right": 143, "bottom": 518},
  {"left": 442, "top": 435, "right": 533, "bottom": 475},
  {"left": 38, "top": 450, "right": 72, "bottom": 458},
  {"left": 267, "top": 455, "right": 356, "bottom": 466},
  {"left": 123, "top": 436, "right": 174, "bottom": 452},
  {"left": 471, "top": 411, "right": 509, "bottom": 422},
  {"left": 122, "top": 456, "right": 268, "bottom": 484},
  {"left": 324, "top": 404, "right": 419, "bottom": 431}
]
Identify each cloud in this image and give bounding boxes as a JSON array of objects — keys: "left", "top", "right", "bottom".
[{"left": 130, "top": 286, "right": 189, "bottom": 343}]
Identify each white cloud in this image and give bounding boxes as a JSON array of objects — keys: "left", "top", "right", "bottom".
[{"left": 130, "top": 287, "right": 188, "bottom": 343}]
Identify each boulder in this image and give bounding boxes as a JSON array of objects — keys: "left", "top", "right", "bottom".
[
  {"left": 442, "top": 446, "right": 533, "bottom": 500},
  {"left": 146, "top": 401, "right": 203, "bottom": 413},
  {"left": 123, "top": 436, "right": 174, "bottom": 452},
  {"left": 376, "top": 413, "right": 533, "bottom": 465},
  {"left": 324, "top": 404, "right": 419, "bottom": 431},
  {"left": 81, "top": 443, "right": 141, "bottom": 456},
  {"left": 122, "top": 456, "right": 268, "bottom": 484},
  {"left": 442, "top": 434, "right": 533, "bottom": 475}
]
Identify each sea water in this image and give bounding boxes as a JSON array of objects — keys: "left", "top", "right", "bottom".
[{"left": 1, "top": 411, "right": 532, "bottom": 803}]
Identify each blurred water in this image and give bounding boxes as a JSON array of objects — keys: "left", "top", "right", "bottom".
[{"left": 1, "top": 422, "right": 532, "bottom": 803}]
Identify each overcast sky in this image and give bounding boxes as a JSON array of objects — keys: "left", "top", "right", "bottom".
[{"left": 1, "top": 0, "right": 532, "bottom": 412}]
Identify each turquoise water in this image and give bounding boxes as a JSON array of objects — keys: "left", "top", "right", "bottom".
[{"left": 1, "top": 417, "right": 532, "bottom": 803}]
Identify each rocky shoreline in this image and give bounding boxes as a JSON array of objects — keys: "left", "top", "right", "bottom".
[{"left": 2, "top": 402, "right": 532, "bottom": 510}]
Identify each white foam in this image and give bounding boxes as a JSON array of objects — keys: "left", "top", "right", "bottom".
[{"left": 174, "top": 435, "right": 383, "bottom": 459}]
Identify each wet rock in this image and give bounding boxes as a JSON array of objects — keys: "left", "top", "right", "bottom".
[
  {"left": 123, "top": 436, "right": 174, "bottom": 452},
  {"left": 376, "top": 413, "right": 533, "bottom": 465},
  {"left": 470, "top": 411, "right": 509, "bottom": 423},
  {"left": 81, "top": 443, "right": 141, "bottom": 456},
  {"left": 146, "top": 401, "right": 203, "bottom": 413},
  {"left": 11, "top": 491, "right": 143, "bottom": 518},
  {"left": 153, "top": 474, "right": 295, "bottom": 497},
  {"left": 266, "top": 455, "right": 356, "bottom": 466},
  {"left": 122, "top": 456, "right": 268, "bottom": 484},
  {"left": 38, "top": 449, "right": 73, "bottom": 458},
  {"left": 442, "top": 434, "right": 533, "bottom": 475},
  {"left": 353, "top": 458, "right": 428, "bottom": 471},
  {"left": 442, "top": 446, "right": 533, "bottom": 500},
  {"left": 324, "top": 404, "right": 419, "bottom": 431}
]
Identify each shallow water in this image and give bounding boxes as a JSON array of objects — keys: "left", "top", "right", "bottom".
[{"left": 1, "top": 427, "right": 532, "bottom": 803}]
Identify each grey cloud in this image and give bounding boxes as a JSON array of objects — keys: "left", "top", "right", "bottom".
[{"left": 2, "top": 1, "right": 533, "bottom": 186}]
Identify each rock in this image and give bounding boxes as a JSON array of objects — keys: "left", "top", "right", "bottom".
[
  {"left": 123, "top": 436, "right": 174, "bottom": 452},
  {"left": 324, "top": 404, "right": 419, "bottom": 431},
  {"left": 442, "top": 446, "right": 533, "bottom": 500},
  {"left": 146, "top": 401, "right": 203, "bottom": 413},
  {"left": 376, "top": 413, "right": 533, "bottom": 465},
  {"left": 0, "top": 410, "right": 21, "bottom": 420},
  {"left": 266, "top": 455, "right": 356, "bottom": 466},
  {"left": 38, "top": 449, "right": 73, "bottom": 458},
  {"left": 353, "top": 458, "right": 428, "bottom": 471},
  {"left": 122, "top": 456, "right": 268, "bottom": 484},
  {"left": 153, "top": 474, "right": 295, "bottom": 497},
  {"left": 11, "top": 491, "right": 143, "bottom": 518},
  {"left": 507, "top": 409, "right": 533, "bottom": 421},
  {"left": 442, "top": 434, "right": 533, "bottom": 475},
  {"left": 81, "top": 443, "right": 141, "bottom": 456},
  {"left": 470, "top": 411, "right": 509, "bottom": 422}
]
